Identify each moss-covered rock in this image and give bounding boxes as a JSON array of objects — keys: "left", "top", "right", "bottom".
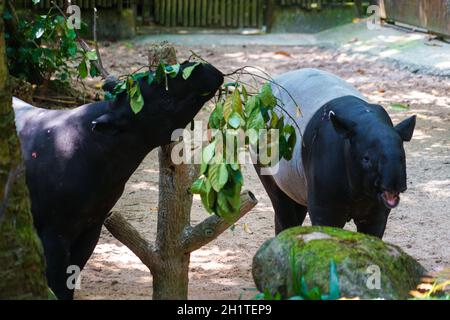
[{"left": 252, "top": 226, "right": 426, "bottom": 299}]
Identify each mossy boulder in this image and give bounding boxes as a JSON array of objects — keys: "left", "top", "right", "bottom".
[{"left": 252, "top": 226, "right": 426, "bottom": 299}]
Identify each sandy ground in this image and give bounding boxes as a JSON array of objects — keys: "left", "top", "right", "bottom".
[{"left": 75, "top": 43, "right": 449, "bottom": 300}]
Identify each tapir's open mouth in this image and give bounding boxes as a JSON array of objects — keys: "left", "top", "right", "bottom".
[{"left": 380, "top": 191, "right": 400, "bottom": 209}]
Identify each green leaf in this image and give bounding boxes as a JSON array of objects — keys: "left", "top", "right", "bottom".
[
  {"left": 248, "top": 128, "right": 259, "bottom": 146},
  {"left": 86, "top": 50, "right": 98, "bottom": 61},
  {"left": 228, "top": 112, "right": 243, "bottom": 129},
  {"left": 241, "top": 85, "right": 249, "bottom": 103},
  {"left": 66, "top": 28, "right": 76, "bottom": 40},
  {"left": 223, "top": 94, "right": 234, "bottom": 121},
  {"left": 280, "top": 124, "right": 296, "bottom": 161},
  {"left": 232, "top": 89, "right": 243, "bottom": 115},
  {"left": 216, "top": 190, "right": 236, "bottom": 221},
  {"left": 208, "top": 163, "right": 229, "bottom": 192},
  {"left": 200, "top": 162, "right": 208, "bottom": 175},
  {"left": 209, "top": 103, "right": 224, "bottom": 129},
  {"left": 147, "top": 73, "right": 155, "bottom": 86},
  {"left": 165, "top": 63, "right": 180, "bottom": 78},
  {"left": 130, "top": 93, "right": 144, "bottom": 114},
  {"left": 202, "top": 141, "right": 216, "bottom": 164},
  {"left": 67, "top": 42, "right": 78, "bottom": 57},
  {"left": 89, "top": 64, "right": 99, "bottom": 77},
  {"left": 182, "top": 62, "right": 201, "bottom": 80},
  {"left": 113, "top": 81, "right": 127, "bottom": 94},
  {"left": 35, "top": 27, "right": 45, "bottom": 39},
  {"left": 221, "top": 181, "right": 241, "bottom": 211},
  {"left": 259, "top": 83, "right": 277, "bottom": 108},
  {"left": 390, "top": 103, "right": 410, "bottom": 111},
  {"left": 229, "top": 167, "right": 243, "bottom": 185},
  {"left": 198, "top": 179, "right": 215, "bottom": 214},
  {"left": 77, "top": 60, "right": 88, "bottom": 79},
  {"left": 224, "top": 82, "right": 240, "bottom": 88},
  {"left": 32, "top": 0, "right": 41, "bottom": 4},
  {"left": 132, "top": 72, "right": 148, "bottom": 81},
  {"left": 247, "top": 108, "right": 265, "bottom": 130},
  {"left": 269, "top": 110, "right": 279, "bottom": 129},
  {"left": 129, "top": 82, "right": 144, "bottom": 114},
  {"left": 245, "top": 96, "right": 260, "bottom": 117},
  {"left": 190, "top": 176, "right": 206, "bottom": 194}
]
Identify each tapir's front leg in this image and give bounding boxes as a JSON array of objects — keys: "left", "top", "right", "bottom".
[
  {"left": 308, "top": 204, "right": 348, "bottom": 229},
  {"left": 354, "top": 208, "right": 390, "bottom": 239},
  {"left": 40, "top": 231, "right": 74, "bottom": 300}
]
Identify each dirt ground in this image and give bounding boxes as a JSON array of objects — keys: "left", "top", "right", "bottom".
[{"left": 75, "top": 42, "right": 450, "bottom": 300}]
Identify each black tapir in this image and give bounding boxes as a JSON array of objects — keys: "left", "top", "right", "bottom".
[
  {"left": 255, "top": 68, "right": 416, "bottom": 238},
  {"left": 13, "top": 62, "right": 224, "bottom": 299}
]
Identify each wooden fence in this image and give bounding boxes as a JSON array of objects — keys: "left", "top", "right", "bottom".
[
  {"left": 278, "top": 0, "right": 360, "bottom": 9},
  {"left": 381, "top": 0, "right": 450, "bottom": 37},
  {"left": 13, "top": 0, "right": 133, "bottom": 9},
  {"left": 151, "top": 0, "right": 266, "bottom": 28}
]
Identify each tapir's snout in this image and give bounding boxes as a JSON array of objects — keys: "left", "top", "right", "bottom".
[
  {"left": 198, "top": 63, "right": 224, "bottom": 97},
  {"left": 378, "top": 159, "right": 408, "bottom": 209}
]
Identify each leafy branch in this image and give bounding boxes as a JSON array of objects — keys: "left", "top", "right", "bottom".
[
  {"left": 104, "top": 61, "right": 203, "bottom": 114},
  {"left": 190, "top": 78, "right": 298, "bottom": 222}
]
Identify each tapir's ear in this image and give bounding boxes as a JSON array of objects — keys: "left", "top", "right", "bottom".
[
  {"left": 330, "top": 112, "right": 357, "bottom": 139},
  {"left": 395, "top": 115, "right": 416, "bottom": 142},
  {"left": 92, "top": 112, "right": 130, "bottom": 135}
]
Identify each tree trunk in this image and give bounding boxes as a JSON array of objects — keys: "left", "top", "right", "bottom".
[
  {"left": 152, "top": 144, "right": 197, "bottom": 300},
  {"left": 149, "top": 44, "right": 194, "bottom": 299},
  {"left": 0, "top": 3, "right": 49, "bottom": 299}
]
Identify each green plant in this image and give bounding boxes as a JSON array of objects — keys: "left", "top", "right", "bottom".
[
  {"left": 190, "top": 80, "right": 297, "bottom": 222},
  {"left": 4, "top": 1, "right": 97, "bottom": 84},
  {"left": 254, "top": 247, "right": 341, "bottom": 300}
]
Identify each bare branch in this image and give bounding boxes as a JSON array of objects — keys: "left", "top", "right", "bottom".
[
  {"left": 182, "top": 190, "right": 258, "bottom": 253},
  {"left": 93, "top": 7, "right": 104, "bottom": 72},
  {"left": 104, "top": 211, "right": 161, "bottom": 269}
]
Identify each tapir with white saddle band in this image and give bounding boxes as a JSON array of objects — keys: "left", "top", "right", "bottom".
[{"left": 255, "top": 68, "right": 416, "bottom": 238}]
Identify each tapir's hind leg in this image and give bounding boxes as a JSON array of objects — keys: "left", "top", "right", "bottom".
[
  {"left": 254, "top": 165, "right": 307, "bottom": 235},
  {"left": 69, "top": 222, "right": 103, "bottom": 272}
]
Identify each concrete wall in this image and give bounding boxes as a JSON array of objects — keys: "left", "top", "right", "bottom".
[{"left": 83, "top": 8, "right": 136, "bottom": 41}]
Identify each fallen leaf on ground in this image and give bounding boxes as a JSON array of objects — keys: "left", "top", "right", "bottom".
[{"left": 274, "top": 51, "right": 291, "bottom": 57}]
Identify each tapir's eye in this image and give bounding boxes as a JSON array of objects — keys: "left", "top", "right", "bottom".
[{"left": 362, "top": 156, "right": 371, "bottom": 167}]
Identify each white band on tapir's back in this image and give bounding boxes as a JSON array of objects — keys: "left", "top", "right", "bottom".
[{"left": 13, "top": 97, "right": 35, "bottom": 133}]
